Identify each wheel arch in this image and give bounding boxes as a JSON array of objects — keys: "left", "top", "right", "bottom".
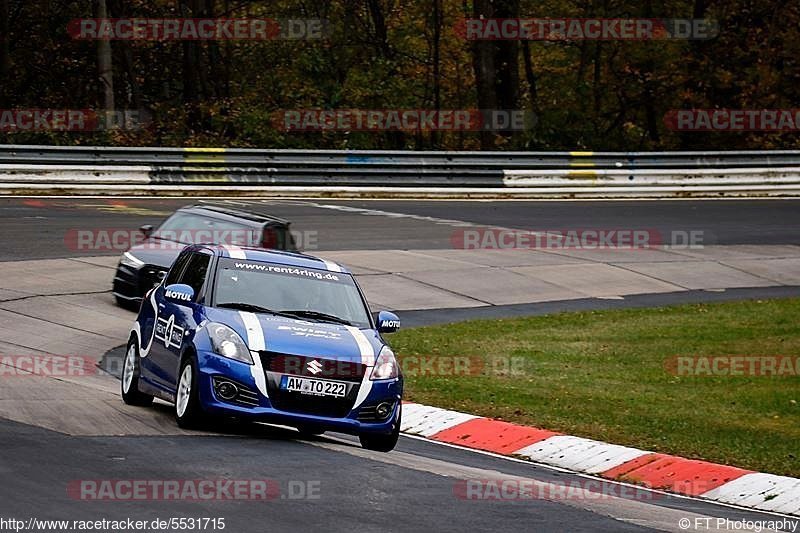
[{"left": 179, "top": 343, "right": 198, "bottom": 373}]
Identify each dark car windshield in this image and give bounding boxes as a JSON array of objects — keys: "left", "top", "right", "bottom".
[
  {"left": 213, "top": 258, "right": 372, "bottom": 328},
  {"left": 154, "top": 212, "right": 258, "bottom": 245}
]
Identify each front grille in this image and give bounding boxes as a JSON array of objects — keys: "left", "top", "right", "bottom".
[
  {"left": 139, "top": 265, "right": 167, "bottom": 296},
  {"left": 234, "top": 388, "right": 260, "bottom": 407},
  {"left": 259, "top": 351, "right": 363, "bottom": 418},
  {"left": 260, "top": 352, "right": 365, "bottom": 383}
]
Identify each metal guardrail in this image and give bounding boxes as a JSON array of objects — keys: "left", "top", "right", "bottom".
[
  {"left": 1, "top": 144, "right": 799, "bottom": 198},
  {"left": 4, "top": 144, "right": 800, "bottom": 167}
]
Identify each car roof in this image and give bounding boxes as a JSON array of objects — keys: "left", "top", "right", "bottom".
[
  {"left": 179, "top": 203, "right": 291, "bottom": 226},
  {"left": 188, "top": 244, "right": 351, "bottom": 275}
]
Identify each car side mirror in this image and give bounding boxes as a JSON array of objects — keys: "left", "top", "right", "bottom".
[
  {"left": 140, "top": 224, "right": 154, "bottom": 238},
  {"left": 165, "top": 283, "right": 194, "bottom": 304},
  {"left": 376, "top": 311, "right": 400, "bottom": 333}
]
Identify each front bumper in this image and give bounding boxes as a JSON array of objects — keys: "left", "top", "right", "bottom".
[{"left": 196, "top": 350, "right": 403, "bottom": 436}]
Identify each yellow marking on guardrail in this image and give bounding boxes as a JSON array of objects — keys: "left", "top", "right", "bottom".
[
  {"left": 184, "top": 147, "right": 227, "bottom": 164},
  {"left": 187, "top": 174, "right": 231, "bottom": 183},
  {"left": 567, "top": 170, "right": 599, "bottom": 178},
  {"left": 568, "top": 151, "right": 595, "bottom": 172},
  {"left": 183, "top": 148, "right": 229, "bottom": 181}
]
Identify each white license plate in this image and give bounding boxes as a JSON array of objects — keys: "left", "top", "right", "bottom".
[{"left": 282, "top": 376, "right": 348, "bottom": 398}]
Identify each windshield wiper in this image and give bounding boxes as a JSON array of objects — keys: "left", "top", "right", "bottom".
[
  {"left": 216, "top": 302, "right": 292, "bottom": 317},
  {"left": 216, "top": 304, "right": 353, "bottom": 325},
  {"left": 279, "top": 310, "right": 353, "bottom": 326}
]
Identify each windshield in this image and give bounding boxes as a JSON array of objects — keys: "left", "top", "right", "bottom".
[
  {"left": 154, "top": 212, "right": 258, "bottom": 245},
  {"left": 213, "top": 258, "right": 371, "bottom": 328}
]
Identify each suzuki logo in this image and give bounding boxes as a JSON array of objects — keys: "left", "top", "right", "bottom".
[{"left": 306, "top": 360, "right": 323, "bottom": 375}]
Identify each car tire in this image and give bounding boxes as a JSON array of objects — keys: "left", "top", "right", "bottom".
[
  {"left": 359, "top": 405, "right": 401, "bottom": 452},
  {"left": 175, "top": 356, "right": 204, "bottom": 429},
  {"left": 121, "top": 340, "right": 154, "bottom": 407}
]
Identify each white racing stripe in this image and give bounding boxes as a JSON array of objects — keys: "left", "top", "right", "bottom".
[
  {"left": 321, "top": 259, "right": 342, "bottom": 272},
  {"left": 135, "top": 289, "right": 161, "bottom": 358},
  {"left": 239, "top": 311, "right": 268, "bottom": 397},
  {"left": 250, "top": 350, "right": 268, "bottom": 398},
  {"left": 352, "top": 372, "right": 373, "bottom": 409},
  {"left": 222, "top": 244, "right": 247, "bottom": 259},
  {"left": 346, "top": 326, "right": 377, "bottom": 408},
  {"left": 239, "top": 311, "right": 266, "bottom": 351},
  {"left": 345, "top": 326, "right": 375, "bottom": 366}
]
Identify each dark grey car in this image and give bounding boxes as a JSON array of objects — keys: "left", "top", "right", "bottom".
[{"left": 112, "top": 204, "right": 297, "bottom": 308}]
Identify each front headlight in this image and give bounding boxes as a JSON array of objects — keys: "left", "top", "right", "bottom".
[
  {"left": 207, "top": 323, "right": 254, "bottom": 365},
  {"left": 370, "top": 346, "right": 398, "bottom": 380},
  {"left": 120, "top": 251, "right": 145, "bottom": 269}
]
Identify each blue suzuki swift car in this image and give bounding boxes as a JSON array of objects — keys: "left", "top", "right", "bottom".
[{"left": 122, "top": 244, "right": 403, "bottom": 452}]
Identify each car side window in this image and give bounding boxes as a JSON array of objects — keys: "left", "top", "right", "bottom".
[
  {"left": 179, "top": 253, "right": 211, "bottom": 301},
  {"left": 262, "top": 225, "right": 298, "bottom": 250},
  {"left": 261, "top": 225, "right": 284, "bottom": 249},
  {"left": 164, "top": 251, "right": 192, "bottom": 286}
]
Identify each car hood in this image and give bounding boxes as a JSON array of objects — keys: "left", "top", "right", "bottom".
[
  {"left": 126, "top": 240, "right": 185, "bottom": 268},
  {"left": 205, "top": 307, "right": 383, "bottom": 365}
]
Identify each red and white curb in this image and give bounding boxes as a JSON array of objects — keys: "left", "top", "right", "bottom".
[{"left": 401, "top": 402, "right": 800, "bottom": 516}]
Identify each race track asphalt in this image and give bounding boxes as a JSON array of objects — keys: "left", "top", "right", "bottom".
[
  {"left": 0, "top": 196, "right": 798, "bottom": 532},
  {"left": 0, "top": 416, "right": 791, "bottom": 533},
  {"left": 0, "top": 198, "right": 798, "bottom": 261}
]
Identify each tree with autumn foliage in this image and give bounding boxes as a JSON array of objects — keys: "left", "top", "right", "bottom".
[{"left": 0, "top": 0, "right": 798, "bottom": 150}]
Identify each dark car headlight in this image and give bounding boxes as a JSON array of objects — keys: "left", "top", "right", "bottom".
[
  {"left": 119, "top": 251, "right": 145, "bottom": 269},
  {"left": 207, "top": 323, "right": 254, "bottom": 365}
]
